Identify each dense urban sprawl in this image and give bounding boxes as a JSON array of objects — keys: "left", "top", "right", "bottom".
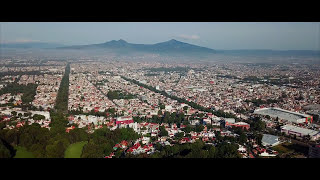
[{"left": 1, "top": 59, "right": 320, "bottom": 158}]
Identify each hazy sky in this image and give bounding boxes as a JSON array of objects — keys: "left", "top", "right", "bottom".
[{"left": 1, "top": 22, "right": 319, "bottom": 50}]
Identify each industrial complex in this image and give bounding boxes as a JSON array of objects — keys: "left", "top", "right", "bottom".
[{"left": 254, "top": 107, "right": 313, "bottom": 124}]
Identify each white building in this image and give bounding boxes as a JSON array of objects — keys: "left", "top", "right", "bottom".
[
  {"left": 254, "top": 107, "right": 312, "bottom": 124},
  {"left": 281, "top": 124, "right": 320, "bottom": 141}
]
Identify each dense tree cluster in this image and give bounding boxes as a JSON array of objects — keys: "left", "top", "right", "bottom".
[
  {"left": 248, "top": 116, "right": 266, "bottom": 132},
  {"left": 0, "top": 139, "right": 11, "bottom": 158},
  {"left": 106, "top": 90, "right": 136, "bottom": 100},
  {"left": 81, "top": 127, "right": 140, "bottom": 158},
  {"left": 0, "top": 118, "right": 88, "bottom": 158},
  {"left": 138, "top": 139, "right": 241, "bottom": 158}
]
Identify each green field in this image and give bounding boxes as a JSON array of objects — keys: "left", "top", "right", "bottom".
[
  {"left": 14, "top": 146, "right": 35, "bottom": 158},
  {"left": 64, "top": 141, "right": 88, "bottom": 158}
]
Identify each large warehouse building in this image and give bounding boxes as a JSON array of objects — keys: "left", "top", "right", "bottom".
[
  {"left": 281, "top": 124, "right": 320, "bottom": 141},
  {"left": 254, "top": 107, "right": 313, "bottom": 124}
]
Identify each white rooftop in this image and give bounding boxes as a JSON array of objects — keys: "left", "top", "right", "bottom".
[
  {"left": 254, "top": 107, "right": 310, "bottom": 123},
  {"left": 281, "top": 124, "right": 319, "bottom": 136}
]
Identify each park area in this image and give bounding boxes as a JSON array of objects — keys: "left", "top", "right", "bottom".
[
  {"left": 14, "top": 146, "right": 35, "bottom": 158},
  {"left": 64, "top": 141, "right": 88, "bottom": 158}
]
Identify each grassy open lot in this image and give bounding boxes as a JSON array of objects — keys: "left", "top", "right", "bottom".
[
  {"left": 272, "top": 142, "right": 308, "bottom": 158},
  {"left": 64, "top": 141, "right": 88, "bottom": 158},
  {"left": 272, "top": 142, "right": 293, "bottom": 154},
  {"left": 14, "top": 146, "right": 35, "bottom": 158}
]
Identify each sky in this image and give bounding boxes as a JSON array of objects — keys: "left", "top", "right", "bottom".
[{"left": 0, "top": 22, "right": 319, "bottom": 50}]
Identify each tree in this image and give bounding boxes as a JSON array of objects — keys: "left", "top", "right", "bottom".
[
  {"left": 11, "top": 111, "right": 17, "bottom": 117},
  {"left": 33, "top": 114, "right": 45, "bottom": 120},
  {"left": 215, "top": 130, "right": 223, "bottom": 142},
  {"left": 175, "top": 132, "right": 184, "bottom": 139},
  {"left": 159, "top": 104, "right": 165, "bottom": 110},
  {"left": 30, "top": 144, "right": 46, "bottom": 158},
  {"left": 215, "top": 142, "right": 241, "bottom": 158},
  {"left": 253, "top": 133, "right": 263, "bottom": 146},
  {"left": 239, "top": 132, "right": 248, "bottom": 145},
  {"left": 46, "top": 140, "right": 66, "bottom": 158},
  {"left": 184, "top": 125, "right": 193, "bottom": 134},
  {"left": 0, "top": 141, "right": 11, "bottom": 158},
  {"left": 208, "top": 146, "right": 217, "bottom": 158},
  {"left": 195, "top": 124, "right": 204, "bottom": 132},
  {"left": 0, "top": 122, "right": 6, "bottom": 130},
  {"left": 159, "top": 126, "right": 168, "bottom": 137}
]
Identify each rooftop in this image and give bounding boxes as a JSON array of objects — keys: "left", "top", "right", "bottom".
[
  {"left": 254, "top": 107, "right": 310, "bottom": 123},
  {"left": 281, "top": 124, "right": 319, "bottom": 136}
]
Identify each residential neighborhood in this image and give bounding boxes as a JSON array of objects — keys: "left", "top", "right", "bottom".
[{"left": 1, "top": 59, "right": 320, "bottom": 159}]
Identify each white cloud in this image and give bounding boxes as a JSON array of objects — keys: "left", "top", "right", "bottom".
[{"left": 176, "top": 34, "right": 200, "bottom": 40}]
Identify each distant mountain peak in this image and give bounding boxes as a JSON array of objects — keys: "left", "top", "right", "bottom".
[
  {"left": 167, "top": 39, "right": 182, "bottom": 43},
  {"left": 105, "top": 39, "right": 127, "bottom": 43},
  {"left": 118, "top": 39, "right": 127, "bottom": 43},
  {"left": 169, "top": 39, "right": 178, "bottom": 42},
  {"left": 103, "top": 39, "right": 129, "bottom": 47}
]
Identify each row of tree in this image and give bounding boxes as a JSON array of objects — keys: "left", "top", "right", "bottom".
[{"left": 54, "top": 63, "right": 70, "bottom": 113}]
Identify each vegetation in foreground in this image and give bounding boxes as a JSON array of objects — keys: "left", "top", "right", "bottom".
[
  {"left": 64, "top": 141, "right": 88, "bottom": 158},
  {"left": 14, "top": 146, "right": 35, "bottom": 158}
]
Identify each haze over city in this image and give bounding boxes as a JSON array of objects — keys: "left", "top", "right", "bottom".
[
  {"left": 0, "top": 22, "right": 320, "bottom": 159},
  {"left": 1, "top": 22, "right": 319, "bottom": 50}
]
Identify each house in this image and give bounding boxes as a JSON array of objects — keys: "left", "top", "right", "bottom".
[
  {"left": 226, "top": 121, "right": 250, "bottom": 130},
  {"left": 142, "top": 136, "right": 150, "bottom": 144},
  {"left": 203, "top": 118, "right": 211, "bottom": 125},
  {"left": 238, "top": 144, "right": 247, "bottom": 153},
  {"left": 66, "top": 126, "right": 75, "bottom": 133},
  {"left": 116, "top": 116, "right": 134, "bottom": 128}
]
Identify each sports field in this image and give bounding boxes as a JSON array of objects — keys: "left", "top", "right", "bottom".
[{"left": 64, "top": 141, "right": 88, "bottom": 158}]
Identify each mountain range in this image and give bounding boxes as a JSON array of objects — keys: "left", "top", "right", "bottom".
[
  {"left": 56, "top": 39, "right": 217, "bottom": 55},
  {"left": 1, "top": 39, "right": 319, "bottom": 58}
]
